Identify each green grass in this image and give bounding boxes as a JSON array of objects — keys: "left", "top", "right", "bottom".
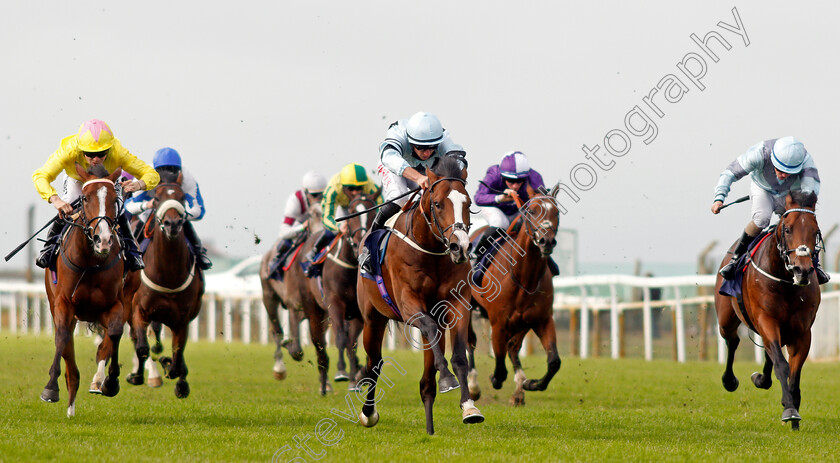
[{"left": 1, "top": 334, "right": 839, "bottom": 462}]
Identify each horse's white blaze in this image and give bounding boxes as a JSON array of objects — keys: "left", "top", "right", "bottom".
[
  {"left": 356, "top": 204, "right": 368, "bottom": 230},
  {"left": 95, "top": 186, "right": 113, "bottom": 247},
  {"left": 447, "top": 190, "right": 470, "bottom": 249}
]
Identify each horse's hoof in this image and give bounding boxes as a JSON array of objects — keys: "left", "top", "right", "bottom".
[
  {"left": 751, "top": 372, "right": 771, "bottom": 390},
  {"left": 175, "top": 380, "right": 190, "bottom": 399},
  {"left": 159, "top": 357, "right": 173, "bottom": 375},
  {"left": 461, "top": 400, "right": 484, "bottom": 424},
  {"left": 347, "top": 381, "right": 361, "bottom": 393},
  {"left": 522, "top": 379, "right": 544, "bottom": 392},
  {"left": 722, "top": 374, "right": 739, "bottom": 392},
  {"left": 273, "top": 370, "right": 287, "bottom": 381},
  {"left": 439, "top": 375, "right": 460, "bottom": 394},
  {"left": 147, "top": 376, "right": 163, "bottom": 388},
  {"left": 334, "top": 371, "right": 350, "bottom": 382},
  {"left": 510, "top": 394, "right": 526, "bottom": 407},
  {"left": 490, "top": 375, "right": 504, "bottom": 390},
  {"left": 151, "top": 341, "right": 164, "bottom": 355},
  {"left": 126, "top": 373, "right": 144, "bottom": 386},
  {"left": 290, "top": 351, "right": 304, "bottom": 362},
  {"left": 359, "top": 409, "right": 379, "bottom": 427},
  {"left": 100, "top": 377, "right": 120, "bottom": 397},
  {"left": 320, "top": 382, "right": 333, "bottom": 396},
  {"left": 782, "top": 407, "right": 801, "bottom": 423},
  {"left": 40, "top": 388, "right": 59, "bottom": 403},
  {"left": 88, "top": 381, "right": 103, "bottom": 394}
]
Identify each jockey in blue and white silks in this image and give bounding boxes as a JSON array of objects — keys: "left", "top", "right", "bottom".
[
  {"left": 711, "top": 136, "right": 828, "bottom": 283},
  {"left": 471, "top": 151, "right": 545, "bottom": 260},
  {"left": 124, "top": 147, "right": 212, "bottom": 270}
]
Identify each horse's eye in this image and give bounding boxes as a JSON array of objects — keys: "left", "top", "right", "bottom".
[
  {"left": 434, "top": 201, "right": 442, "bottom": 209},
  {"left": 785, "top": 227, "right": 791, "bottom": 234}
]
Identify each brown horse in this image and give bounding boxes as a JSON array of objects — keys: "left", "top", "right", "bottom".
[
  {"left": 357, "top": 156, "right": 482, "bottom": 435},
  {"left": 41, "top": 164, "right": 125, "bottom": 417},
  {"left": 259, "top": 205, "right": 333, "bottom": 395},
  {"left": 469, "top": 185, "right": 562, "bottom": 406},
  {"left": 124, "top": 172, "right": 205, "bottom": 398},
  {"left": 715, "top": 190, "right": 822, "bottom": 430},
  {"left": 314, "top": 194, "right": 378, "bottom": 390}
]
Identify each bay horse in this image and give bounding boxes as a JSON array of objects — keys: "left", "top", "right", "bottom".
[
  {"left": 259, "top": 204, "right": 333, "bottom": 395},
  {"left": 357, "top": 156, "right": 482, "bottom": 435},
  {"left": 468, "top": 184, "right": 562, "bottom": 406},
  {"left": 124, "top": 171, "right": 205, "bottom": 398},
  {"left": 715, "top": 190, "right": 822, "bottom": 430},
  {"left": 41, "top": 164, "right": 125, "bottom": 417},
  {"left": 314, "top": 194, "right": 378, "bottom": 391}
]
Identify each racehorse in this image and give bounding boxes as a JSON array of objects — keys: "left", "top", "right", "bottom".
[
  {"left": 41, "top": 164, "right": 126, "bottom": 417},
  {"left": 357, "top": 156, "right": 482, "bottom": 435},
  {"left": 468, "top": 184, "right": 562, "bottom": 406},
  {"left": 715, "top": 190, "right": 822, "bottom": 430},
  {"left": 259, "top": 204, "right": 333, "bottom": 395},
  {"left": 314, "top": 194, "right": 378, "bottom": 390},
  {"left": 124, "top": 171, "right": 205, "bottom": 398}
]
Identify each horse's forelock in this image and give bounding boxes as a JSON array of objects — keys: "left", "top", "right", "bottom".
[
  {"left": 430, "top": 156, "right": 464, "bottom": 179},
  {"left": 789, "top": 190, "right": 817, "bottom": 209},
  {"left": 87, "top": 164, "right": 110, "bottom": 178},
  {"left": 158, "top": 170, "right": 180, "bottom": 183}
]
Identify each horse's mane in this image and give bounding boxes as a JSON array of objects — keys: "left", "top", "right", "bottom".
[
  {"left": 790, "top": 190, "right": 817, "bottom": 209},
  {"left": 430, "top": 155, "right": 463, "bottom": 178},
  {"left": 158, "top": 169, "right": 180, "bottom": 183},
  {"left": 88, "top": 164, "right": 110, "bottom": 178}
]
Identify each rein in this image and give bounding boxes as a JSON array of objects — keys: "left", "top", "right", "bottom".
[
  {"left": 748, "top": 208, "right": 819, "bottom": 285},
  {"left": 420, "top": 176, "right": 469, "bottom": 252}
]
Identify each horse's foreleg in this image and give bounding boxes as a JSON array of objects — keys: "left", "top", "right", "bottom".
[
  {"left": 169, "top": 325, "right": 190, "bottom": 399},
  {"left": 764, "top": 337, "right": 798, "bottom": 424},
  {"left": 451, "top": 322, "right": 484, "bottom": 424},
  {"left": 263, "top": 290, "right": 287, "bottom": 379},
  {"left": 62, "top": 327, "right": 80, "bottom": 417},
  {"left": 308, "top": 309, "right": 331, "bottom": 396},
  {"left": 420, "top": 347, "right": 437, "bottom": 435},
  {"left": 489, "top": 322, "right": 509, "bottom": 390},
  {"left": 785, "top": 334, "right": 811, "bottom": 430},
  {"left": 718, "top": 300, "right": 741, "bottom": 392},
  {"left": 127, "top": 308, "right": 150, "bottom": 386},
  {"left": 150, "top": 321, "right": 164, "bottom": 355},
  {"left": 523, "top": 318, "right": 561, "bottom": 393},
  {"left": 359, "top": 312, "right": 387, "bottom": 427},
  {"left": 100, "top": 303, "right": 124, "bottom": 398},
  {"left": 42, "top": 303, "right": 74, "bottom": 404},
  {"left": 286, "top": 308, "right": 304, "bottom": 361},
  {"left": 466, "top": 312, "right": 481, "bottom": 401},
  {"left": 347, "top": 318, "right": 364, "bottom": 392},
  {"left": 751, "top": 350, "right": 774, "bottom": 390},
  {"left": 328, "top": 302, "right": 350, "bottom": 382},
  {"left": 413, "top": 313, "right": 457, "bottom": 393}
]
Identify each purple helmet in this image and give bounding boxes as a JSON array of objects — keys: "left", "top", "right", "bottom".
[{"left": 499, "top": 151, "right": 530, "bottom": 179}]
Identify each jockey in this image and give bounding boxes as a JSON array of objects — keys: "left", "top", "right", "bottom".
[
  {"left": 124, "top": 147, "right": 212, "bottom": 270},
  {"left": 268, "top": 171, "right": 327, "bottom": 272},
  {"left": 472, "top": 151, "right": 546, "bottom": 260},
  {"left": 32, "top": 119, "right": 159, "bottom": 271},
  {"left": 357, "top": 111, "right": 466, "bottom": 272},
  {"left": 302, "top": 163, "right": 380, "bottom": 277},
  {"left": 712, "top": 136, "right": 829, "bottom": 284}
]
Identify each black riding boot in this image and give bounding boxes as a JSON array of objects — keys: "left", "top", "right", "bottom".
[
  {"left": 118, "top": 213, "right": 145, "bottom": 271},
  {"left": 303, "top": 232, "right": 334, "bottom": 277},
  {"left": 35, "top": 219, "right": 65, "bottom": 269},
  {"left": 359, "top": 202, "right": 401, "bottom": 273},
  {"left": 814, "top": 254, "right": 831, "bottom": 285},
  {"left": 719, "top": 231, "right": 754, "bottom": 280},
  {"left": 184, "top": 221, "right": 212, "bottom": 270},
  {"left": 470, "top": 226, "right": 503, "bottom": 262}
]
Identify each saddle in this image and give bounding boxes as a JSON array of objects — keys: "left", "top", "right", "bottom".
[
  {"left": 718, "top": 227, "right": 775, "bottom": 332},
  {"left": 269, "top": 239, "right": 306, "bottom": 281}
]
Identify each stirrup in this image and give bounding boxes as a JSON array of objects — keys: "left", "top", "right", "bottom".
[
  {"left": 718, "top": 257, "right": 739, "bottom": 280},
  {"left": 127, "top": 255, "right": 145, "bottom": 271},
  {"left": 359, "top": 247, "right": 372, "bottom": 273},
  {"left": 816, "top": 267, "right": 831, "bottom": 285}
]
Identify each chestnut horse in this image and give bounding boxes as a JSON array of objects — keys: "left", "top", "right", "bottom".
[
  {"left": 357, "top": 156, "right": 482, "bottom": 435},
  {"left": 125, "top": 172, "right": 205, "bottom": 398},
  {"left": 315, "top": 194, "right": 378, "bottom": 391},
  {"left": 715, "top": 191, "right": 822, "bottom": 430},
  {"left": 468, "top": 185, "right": 562, "bottom": 406},
  {"left": 41, "top": 164, "right": 125, "bottom": 417}
]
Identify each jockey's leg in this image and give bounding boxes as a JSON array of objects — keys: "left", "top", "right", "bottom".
[
  {"left": 117, "top": 212, "right": 145, "bottom": 271},
  {"left": 269, "top": 239, "right": 293, "bottom": 277},
  {"left": 471, "top": 207, "right": 511, "bottom": 261},
  {"left": 814, "top": 249, "right": 830, "bottom": 285},
  {"left": 35, "top": 219, "right": 65, "bottom": 269},
  {"left": 303, "top": 231, "right": 334, "bottom": 276},
  {"left": 183, "top": 220, "right": 212, "bottom": 270},
  {"left": 719, "top": 223, "right": 761, "bottom": 280},
  {"left": 359, "top": 202, "right": 400, "bottom": 273},
  {"left": 133, "top": 220, "right": 145, "bottom": 242}
]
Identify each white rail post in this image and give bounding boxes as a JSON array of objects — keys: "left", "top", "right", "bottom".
[
  {"left": 580, "top": 285, "right": 589, "bottom": 359},
  {"left": 10, "top": 294, "right": 17, "bottom": 335},
  {"left": 241, "top": 299, "right": 251, "bottom": 344},
  {"left": 716, "top": 308, "right": 725, "bottom": 364},
  {"left": 643, "top": 287, "right": 652, "bottom": 361},
  {"left": 754, "top": 337, "right": 764, "bottom": 363},
  {"left": 259, "top": 301, "right": 269, "bottom": 345},
  {"left": 386, "top": 320, "right": 396, "bottom": 351},
  {"left": 674, "top": 287, "right": 686, "bottom": 363},
  {"left": 33, "top": 294, "right": 41, "bottom": 336},
  {"left": 610, "top": 284, "right": 619, "bottom": 359},
  {"left": 20, "top": 293, "right": 29, "bottom": 334},
  {"left": 208, "top": 297, "right": 217, "bottom": 342},
  {"left": 190, "top": 309, "right": 199, "bottom": 343},
  {"left": 223, "top": 298, "right": 233, "bottom": 343}
]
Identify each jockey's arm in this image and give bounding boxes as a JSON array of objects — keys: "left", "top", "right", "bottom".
[{"left": 402, "top": 166, "right": 430, "bottom": 190}]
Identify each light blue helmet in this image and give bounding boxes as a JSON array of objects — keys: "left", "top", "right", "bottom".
[
  {"left": 771, "top": 137, "right": 806, "bottom": 174},
  {"left": 406, "top": 112, "right": 444, "bottom": 146},
  {"left": 153, "top": 147, "right": 182, "bottom": 169}
]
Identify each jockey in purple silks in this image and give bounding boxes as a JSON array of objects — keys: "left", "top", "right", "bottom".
[{"left": 472, "top": 151, "right": 545, "bottom": 261}]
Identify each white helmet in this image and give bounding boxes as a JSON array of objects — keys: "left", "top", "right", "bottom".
[
  {"left": 771, "top": 137, "right": 806, "bottom": 174},
  {"left": 406, "top": 112, "right": 445, "bottom": 146},
  {"left": 302, "top": 171, "right": 327, "bottom": 194}
]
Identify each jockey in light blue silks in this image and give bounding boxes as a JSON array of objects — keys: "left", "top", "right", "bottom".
[
  {"left": 125, "top": 147, "right": 212, "bottom": 270},
  {"left": 712, "top": 136, "right": 829, "bottom": 284},
  {"left": 471, "top": 151, "right": 546, "bottom": 261}
]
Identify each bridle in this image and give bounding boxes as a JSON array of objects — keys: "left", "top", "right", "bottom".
[
  {"left": 148, "top": 183, "right": 187, "bottom": 236},
  {"left": 420, "top": 176, "right": 469, "bottom": 252},
  {"left": 519, "top": 195, "right": 559, "bottom": 251},
  {"left": 345, "top": 195, "right": 376, "bottom": 254},
  {"left": 776, "top": 207, "right": 820, "bottom": 275},
  {"left": 65, "top": 179, "right": 118, "bottom": 245}
]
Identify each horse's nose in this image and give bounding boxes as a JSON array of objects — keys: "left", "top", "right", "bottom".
[{"left": 448, "top": 241, "right": 462, "bottom": 255}]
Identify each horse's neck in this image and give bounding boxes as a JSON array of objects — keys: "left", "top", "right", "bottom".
[
  {"left": 757, "top": 231, "right": 785, "bottom": 273},
  {"left": 504, "top": 229, "right": 546, "bottom": 281},
  {"left": 406, "top": 202, "right": 444, "bottom": 253},
  {"left": 147, "top": 230, "right": 191, "bottom": 277}
]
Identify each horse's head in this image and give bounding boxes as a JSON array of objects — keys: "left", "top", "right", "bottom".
[
  {"left": 346, "top": 194, "right": 378, "bottom": 255},
  {"left": 424, "top": 156, "right": 471, "bottom": 264},
  {"left": 778, "top": 190, "right": 820, "bottom": 286},
  {"left": 75, "top": 163, "right": 122, "bottom": 257},
  {"left": 151, "top": 171, "right": 187, "bottom": 240},
  {"left": 521, "top": 183, "right": 561, "bottom": 257}
]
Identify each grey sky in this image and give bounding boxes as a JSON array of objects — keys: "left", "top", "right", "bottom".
[{"left": 2, "top": 1, "right": 838, "bottom": 273}]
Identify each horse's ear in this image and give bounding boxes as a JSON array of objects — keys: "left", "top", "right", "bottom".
[
  {"left": 176, "top": 171, "right": 183, "bottom": 185},
  {"left": 460, "top": 166, "right": 468, "bottom": 181},
  {"left": 785, "top": 193, "right": 796, "bottom": 209},
  {"left": 75, "top": 163, "right": 89, "bottom": 181},
  {"left": 525, "top": 182, "right": 536, "bottom": 198},
  {"left": 426, "top": 167, "right": 439, "bottom": 185},
  {"left": 108, "top": 168, "right": 122, "bottom": 184},
  {"left": 371, "top": 187, "right": 382, "bottom": 201},
  {"left": 550, "top": 182, "right": 560, "bottom": 198}
]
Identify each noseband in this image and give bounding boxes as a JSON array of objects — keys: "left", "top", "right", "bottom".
[
  {"left": 776, "top": 208, "right": 820, "bottom": 275},
  {"left": 67, "top": 179, "right": 118, "bottom": 244},
  {"left": 521, "top": 196, "right": 559, "bottom": 250}
]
